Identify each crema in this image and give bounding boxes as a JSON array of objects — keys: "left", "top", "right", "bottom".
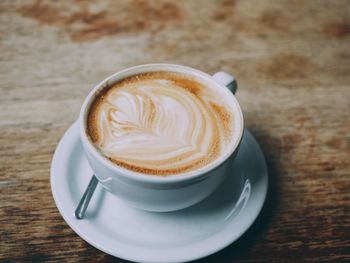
[{"left": 87, "top": 71, "right": 234, "bottom": 176}]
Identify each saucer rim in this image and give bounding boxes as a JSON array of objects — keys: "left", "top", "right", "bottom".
[{"left": 51, "top": 121, "right": 268, "bottom": 263}]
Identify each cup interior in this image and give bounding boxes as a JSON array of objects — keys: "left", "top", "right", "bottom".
[{"left": 79, "top": 64, "right": 244, "bottom": 184}]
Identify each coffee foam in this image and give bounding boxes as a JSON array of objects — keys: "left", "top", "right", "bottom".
[{"left": 87, "top": 71, "right": 234, "bottom": 176}]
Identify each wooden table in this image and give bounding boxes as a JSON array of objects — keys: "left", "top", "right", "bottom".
[{"left": 1, "top": 0, "right": 349, "bottom": 262}]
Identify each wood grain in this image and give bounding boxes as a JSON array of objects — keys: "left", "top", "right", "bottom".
[{"left": 1, "top": 0, "right": 349, "bottom": 262}]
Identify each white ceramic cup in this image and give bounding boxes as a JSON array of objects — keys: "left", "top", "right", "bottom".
[{"left": 79, "top": 64, "right": 244, "bottom": 212}]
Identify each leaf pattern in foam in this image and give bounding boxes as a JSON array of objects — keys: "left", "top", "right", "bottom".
[{"left": 98, "top": 84, "right": 215, "bottom": 163}]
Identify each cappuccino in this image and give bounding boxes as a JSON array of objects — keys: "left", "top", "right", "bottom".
[{"left": 87, "top": 71, "right": 235, "bottom": 176}]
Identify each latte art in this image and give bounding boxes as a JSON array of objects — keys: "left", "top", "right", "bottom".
[{"left": 87, "top": 72, "right": 234, "bottom": 176}]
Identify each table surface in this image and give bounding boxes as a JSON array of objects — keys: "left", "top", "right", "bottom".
[{"left": 1, "top": 0, "right": 349, "bottom": 262}]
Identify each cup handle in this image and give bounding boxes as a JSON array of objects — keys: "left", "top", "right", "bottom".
[{"left": 212, "top": 72, "right": 237, "bottom": 94}]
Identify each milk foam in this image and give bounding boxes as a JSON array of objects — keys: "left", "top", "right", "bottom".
[{"left": 87, "top": 72, "right": 234, "bottom": 176}]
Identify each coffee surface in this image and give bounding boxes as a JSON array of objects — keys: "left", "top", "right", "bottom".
[{"left": 87, "top": 71, "right": 234, "bottom": 176}]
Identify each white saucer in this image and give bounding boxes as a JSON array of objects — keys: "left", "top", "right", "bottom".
[{"left": 51, "top": 121, "right": 268, "bottom": 263}]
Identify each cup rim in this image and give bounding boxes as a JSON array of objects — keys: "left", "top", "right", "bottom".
[{"left": 79, "top": 63, "right": 244, "bottom": 184}]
